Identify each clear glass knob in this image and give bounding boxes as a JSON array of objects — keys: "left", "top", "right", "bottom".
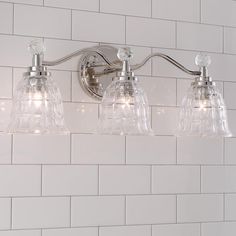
[
  {"left": 28, "top": 39, "right": 45, "bottom": 55},
  {"left": 195, "top": 53, "right": 211, "bottom": 68},
  {"left": 117, "top": 47, "right": 133, "bottom": 61}
]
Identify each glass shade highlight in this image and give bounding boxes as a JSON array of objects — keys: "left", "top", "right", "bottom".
[
  {"left": 7, "top": 75, "right": 68, "bottom": 134},
  {"left": 98, "top": 79, "right": 153, "bottom": 135},
  {"left": 177, "top": 82, "right": 231, "bottom": 137}
]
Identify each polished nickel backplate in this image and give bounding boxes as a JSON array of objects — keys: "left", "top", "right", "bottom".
[{"left": 78, "top": 45, "right": 121, "bottom": 100}]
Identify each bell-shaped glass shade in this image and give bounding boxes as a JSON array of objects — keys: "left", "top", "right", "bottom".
[
  {"left": 7, "top": 75, "right": 69, "bottom": 134},
  {"left": 177, "top": 82, "right": 231, "bottom": 137},
  {"left": 98, "top": 79, "right": 153, "bottom": 135}
]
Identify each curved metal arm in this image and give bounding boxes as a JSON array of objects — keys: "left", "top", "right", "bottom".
[
  {"left": 42, "top": 47, "right": 115, "bottom": 67},
  {"left": 42, "top": 45, "right": 201, "bottom": 77},
  {"left": 131, "top": 53, "right": 201, "bottom": 76}
]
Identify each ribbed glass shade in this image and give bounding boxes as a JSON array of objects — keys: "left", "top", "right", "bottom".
[
  {"left": 177, "top": 82, "right": 231, "bottom": 137},
  {"left": 98, "top": 79, "right": 153, "bottom": 135},
  {"left": 7, "top": 75, "right": 68, "bottom": 134}
]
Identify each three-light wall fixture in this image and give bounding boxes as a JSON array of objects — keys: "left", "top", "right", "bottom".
[{"left": 7, "top": 40, "right": 232, "bottom": 137}]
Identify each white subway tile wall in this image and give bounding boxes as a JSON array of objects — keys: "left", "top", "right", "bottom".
[{"left": 0, "top": 0, "right": 235, "bottom": 235}]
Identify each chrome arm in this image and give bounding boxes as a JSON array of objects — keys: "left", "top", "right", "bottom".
[
  {"left": 42, "top": 47, "right": 115, "bottom": 67},
  {"left": 42, "top": 46, "right": 200, "bottom": 77},
  {"left": 131, "top": 53, "right": 201, "bottom": 76}
]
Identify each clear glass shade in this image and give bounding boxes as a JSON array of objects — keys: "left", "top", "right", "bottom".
[
  {"left": 98, "top": 79, "right": 153, "bottom": 135},
  {"left": 177, "top": 82, "right": 231, "bottom": 137},
  {"left": 7, "top": 75, "right": 68, "bottom": 134}
]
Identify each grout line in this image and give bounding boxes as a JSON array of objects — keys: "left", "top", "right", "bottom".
[
  {"left": 124, "top": 16, "right": 127, "bottom": 45},
  {"left": 69, "top": 196, "right": 72, "bottom": 227},
  {"left": 199, "top": 0, "right": 202, "bottom": 23},
  {"left": 150, "top": 165, "right": 152, "bottom": 194},
  {"left": 175, "top": 21, "right": 177, "bottom": 49},
  {"left": 98, "top": 165, "right": 100, "bottom": 195},
  {"left": 150, "top": 0, "right": 152, "bottom": 18},
  {"left": 0, "top": 221, "right": 232, "bottom": 231},
  {"left": 12, "top": 3, "right": 14, "bottom": 35},
  {"left": 124, "top": 136, "right": 127, "bottom": 164},
  {"left": 98, "top": 0, "right": 100, "bottom": 12},
  {"left": 10, "top": 197, "right": 12, "bottom": 229},
  {"left": 124, "top": 196, "right": 126, "bottom": 225},
  {"left": 10, "top": 134, "right": 13, "bottom": 164},
  {"left": 41, "top": 165, "right": 43, "bottom": 196},
  {"left": 70, "top": 9, "right": 73, "bottom": 40},
  {"left": 200, "top": 166, "right": 202, "bottom": 193},
  {"left": 69, "top": 133, "right": 72, "bottom": 164},
  {"left": 175, "top": 195, "right": 178, "bottom": 223},
  {"left": 222, "top": 26, "right": 225, "bottom": 54},
  {"left": 200, "top": 223, "right": 202, "bottom": 236}
]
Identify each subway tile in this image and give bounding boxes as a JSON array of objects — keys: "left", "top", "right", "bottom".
[
  {"left": 152, "top": 166, "right": 200, "bottom": 194},
  {"left": 0, "top": 198, "right": 11, "bottom": 230},
  {"left": 152, "top": 223, "right": 200, "bottom": 236},
  {"left": 224, "top": 82, "right": 236, "bottom": 109},
  {"left": 45, "top": 0, "right": 99, "bottom": 11},
  {"left": 64, "top": 102, "right": 98, "bottom": 133},
  {"left": 126, "top": 17, "right": 175, "bottom": 48},
  {"left": 126, "top": 136, "right": 176, "bottom": 164},
  {"left": 71, "top": 196, "right": 125, "bottom": 226},
  {"left": 224, "top": 27, "right": 236, "bottom": 54},
  {"left": 152, "top": 107, "right": 179, "bottom": 135},
  {"left": 126, "top": 195, "right": 176, "bottom": 224},
  {"left": 14, "top": 5, "right": 71, "bottom": 39},
  {"left": 225, "top": 138, "right": 236, "bottom": 164},
  {"left": 139, "top": 77, "right": 176, "bottom": 106},
  {"left": 177, "top": 194, "right": 223, "bottom": 222},
  {"left": 202, "top": 0, "right": 236, "bottom": 27},
  {"left": 202, "top": 166, "right": 236, "bottom": 193},
  {"left": 177, "top": 22, "right": 223, "bottom": 53},
  {"left": 0, "top": 230, "right": 41, "bottom": 236},
  {"left": 44, "top": 39, "right": 97, "bottom": 71},
  {"left": 100, "top": 225, "right": 151, "bottom": 236},
  {"left": 225, "top": 194, "right": 236, "bottom": 220},
  {"left": 0, "top": 67, "right": 12, "bottom": 99},
  {"left": 12, "top": 197, "right": 70, "bottom": 229},
  {"left": 100, "top": 0, "right": 151, "bottom": 17},
  {"left": 99, "top": 165, "right": 150, "bottom": 195},
  {"left": 4, "top": 0, "right": 43, "bottom": 4},
  {"left": 0, "top": 35, "right": 39, "bottom": 67},
  {"left": 72, "top": 11, "right": 125, "bottom": 44},
  {"left": 43, "top": 227, "right": 98, "bottom": 236},
  {"left": 43, "top": 165, "right": 98, "bottom": 196},
  {"left": 13, "top": 134, "right": 70, "bottom": 164},
  {"left": 0, "top": 165, "right": 41, "bottom": 196},
  {"left": 0, "top": 134, "right": 12, "bottom": 164},
  {"left": 0, "top": 2, "right": 13, "bottom": 34},
  {"left": 228, "top": 110, "right": 236, "bottom": 137},
  {"left": 202, "top": 222, "right": 236, "bottom": 236},
  {"left": 177, "top": 137, "right": 223, "bottom": 164},
  {"left": 152, "top": 0, "right": 200, "bottom": 22},
  {"left": 72, "top": 134, "right": 125, "bottom": 164}
]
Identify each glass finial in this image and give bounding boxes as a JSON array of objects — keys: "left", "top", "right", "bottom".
[
  {"left": 28, "top": 39, "right": 45, "bottom": 55},
  {"left": 195, "top": 53, "right": 211, "bottom": 68},
  {"left": 117, "top": 47, "right": 133, "bottom": 61}
]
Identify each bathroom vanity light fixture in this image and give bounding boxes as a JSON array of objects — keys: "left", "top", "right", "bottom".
[{"left": 7, "top": 40, "right": 231, "bottom": 137}]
